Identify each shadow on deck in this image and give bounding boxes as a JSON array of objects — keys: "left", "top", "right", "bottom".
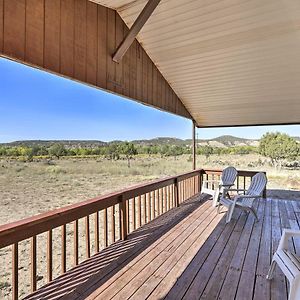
[{"left": 26, "top": 192, "right": 300, "bottom": 300}]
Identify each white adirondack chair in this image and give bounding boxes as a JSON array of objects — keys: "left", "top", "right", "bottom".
[
  {"left": 267, "top": 229, "right": 300, "bottom": 300},
  {"left": 201, "top": 167, "right": 237, "bottom": 207},
  {"left": 218, "top": 172, "right": 267, "bottom": 223}
]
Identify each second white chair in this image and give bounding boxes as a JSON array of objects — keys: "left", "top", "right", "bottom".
[{"left": 218, "top": 172, "right": 267, "bottom": 223}]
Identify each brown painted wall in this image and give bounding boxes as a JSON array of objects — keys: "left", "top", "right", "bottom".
[{"left": 0, "top": 0, "right": 191, "bottom": 119}]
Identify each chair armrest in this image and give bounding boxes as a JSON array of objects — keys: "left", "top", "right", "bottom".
[{"left": 278, "top": 229, "right": 300, "bottom": 251}]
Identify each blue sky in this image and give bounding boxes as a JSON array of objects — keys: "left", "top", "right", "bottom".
[{"left": 0, "top": 57, "right": 299, "bottom": 142}]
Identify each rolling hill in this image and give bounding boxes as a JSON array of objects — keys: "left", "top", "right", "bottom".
[{"left": 0, "top": 135, "right": 261, "bottom": 148}]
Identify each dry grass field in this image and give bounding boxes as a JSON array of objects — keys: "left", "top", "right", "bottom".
[{"left": 0, "top": 154, "right": 299, "bottom": 299}]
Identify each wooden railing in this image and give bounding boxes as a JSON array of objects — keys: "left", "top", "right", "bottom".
[{"left": 0, "top": 168, "right": 265, "bottom": 299}]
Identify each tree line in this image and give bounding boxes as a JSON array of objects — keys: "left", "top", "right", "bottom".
[
  {"left": 0, "top": 132, "right": 299, "bottom": 168},
  {"left": 0, "top": 143, "right": 257, "bottom": 159}
]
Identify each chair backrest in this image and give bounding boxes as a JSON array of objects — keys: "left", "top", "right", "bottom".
[
  {"left": 246, "top": 172, "right": 267, "bottom": 197},
  {"left": 221, "top": 166, "right": 238, "bottom": 185}
]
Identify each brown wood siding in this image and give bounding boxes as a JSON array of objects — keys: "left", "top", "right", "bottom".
[
  {"left": 0, "top": 0, "right": 191, "bottom": 119},
  {"left": 0, "top": 0, "right": 3, "bottom": 53}
]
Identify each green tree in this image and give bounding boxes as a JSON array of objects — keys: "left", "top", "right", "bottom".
[
  {"left": 119, "top": 142, "right": 137, "bottom": 167},
  {"left": 167, "top": 145, "right": 183, "bottom": 160},
  {"left": 48, "top": 144, "right": 66, "bottom": 159},
  {"left": 201, "top": 145, "right": 214, "bottom": 160},
  {"left": 259, "top": 132, "right": 299, "bottom": 168},
  {"left": 105, "top": 143, "right": 120, "bottom": 160}
]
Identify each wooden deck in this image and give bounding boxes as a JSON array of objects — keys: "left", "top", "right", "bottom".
[{"left": 25, "top": 194, "right": 300, "bottom": 300}]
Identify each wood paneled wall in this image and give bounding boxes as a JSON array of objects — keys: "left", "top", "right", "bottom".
[{"left": 0, "top": 0, "right": 191, "bottom": 119}]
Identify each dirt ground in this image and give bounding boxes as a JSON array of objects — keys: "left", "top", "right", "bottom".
[{"left": 0, "top": 154, "right": 299, "bottom": 299}]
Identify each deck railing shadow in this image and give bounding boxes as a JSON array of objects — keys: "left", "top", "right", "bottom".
[{"left": 25, "top": 194, "right": 211, "bottom": 299}]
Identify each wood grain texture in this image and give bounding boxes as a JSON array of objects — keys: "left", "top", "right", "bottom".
[
  {"left": 86, "top": 1, "right": 98, "bottom": 85},
  {"left": 60, "top": 0, "right": 75, "bottom": 77},
  {"left": 74, "top": 0, "right": 87, "bottom": 81},
  {"left": 44, "top": 0, "right": 60, "bottom": 72},
  {"left": 0, "top": 0, "right": 3, "bottom": 52},
  {"left": 25, "top": 0, "right": 44, "bottom": 66},
  {"left": 3, "top": 0, "right": 25, "bottom": 59},
  {"left": 0, "top": 0, "right": 190, "bottom": 119},
  {"left": 97, "top": 4, "right": 107, "bottom": 88}
]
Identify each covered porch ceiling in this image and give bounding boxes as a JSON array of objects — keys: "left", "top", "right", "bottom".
[{"left": 93, "top": 0, "right": 300, "bottom": 128}]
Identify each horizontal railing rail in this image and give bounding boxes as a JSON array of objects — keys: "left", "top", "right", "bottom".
[{"left": 0, "top": 168, "right": 266, "bottom": 299}]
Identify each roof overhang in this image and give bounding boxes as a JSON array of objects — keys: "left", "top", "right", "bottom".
[{"left": 93, "top": 0, "right": 300, "bottom": 128}]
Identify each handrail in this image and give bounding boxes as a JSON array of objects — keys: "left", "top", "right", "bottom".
[{"left": 0, "top": 169, "right": 202, "bottom": 249}]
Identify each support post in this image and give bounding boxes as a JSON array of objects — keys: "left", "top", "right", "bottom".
[{"left": 192, "top": 120, "right": 196, "bottom": 170}]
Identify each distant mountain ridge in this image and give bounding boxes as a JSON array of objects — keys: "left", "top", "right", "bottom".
[
  {"left": 0, "top": 135, "right": 262, "bottom": 148},
  {"left": 1, "top": 135, "right": 299, "bottom": 149}
]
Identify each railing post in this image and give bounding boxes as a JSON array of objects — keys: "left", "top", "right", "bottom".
[
  {"left": 120, "top": 195, "right": 128, "bottom": 240},
  {"left": 174, "top": 178, "right": 179, "bottom": 207}
]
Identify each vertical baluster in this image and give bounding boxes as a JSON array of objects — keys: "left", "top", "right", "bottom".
[
  {"left": 181, "top": 180, "right": 184, "bottom": 203},
  {"left": 47, "top": 230, "right": 52, "bottom": 282},
  {"left": 156, "top": 189, "right": 160, "bottom": 216},
  {"left": 12, "top": 243, "right": 18, "bottom": 300},
  {"left": 31, "top": 236, "right": 37, "bottom": 292},
  {"left": 143, "top": 194, "right": 147, "bottom": 225},
  {"left": 61, "top": 224, "right": 66, "bottom": 273},
  {"left": 104, "top": 208, "right": 108, "bottom": 247},
  {"left": 119, "top": 203, "right": 122, "bottom": 239},
  {"left": 74, "top": 220, "right": 79, "bottom": 266},
  {"left": 199, "top": 172, "right": 203, "bottom": 193},
  {"left": 111, "top": 206, "right": 115, "bottom": 243},
  {"left": 126, "top": 199, "right": 129, "bottom": 233},
  {"left": 132, "top": 197, "right": 136, "bottom": 231},
  {"left": 173, "top": 183, "right": 175, "bottom": 207},
  {"left": 175, "top": 179, "right": 179, "bottom": 207},
  {"left": 243, "top": 176, "right": 246, "bottom": 194},
  {"left": 137, "top": 195, "right": 141, "bottom": 228},
  {"left": 147, "top": 192, "right": 151, "bottom": 222},
  {"left": 151, "top": 191, "right": 155, "bottom": 219},
  {"left": 161, "top": 188, "right": 164, "bottom": 213},
  {"left": 164, "top": 187, "right": 167, "bottom": 213},
  {"left": 206, "top": 174, "right": 209, "bottom": 189},
  {"left": 85, "top": 216, "right": 90, "bottom": 258},
  {"left": 237, "top": 175, "right": 240, "bottom": 191},
  {"left": 179, "top": 181, "right": 182, "bottom": 203},
  {"left": 95, "top": 212, "right": 99, "bottom": 253},
  {"left": 120, "top": 195, "right": 127, "bottom": 240},
  {"left": 167, "top": 185, "right": 171, "bottom": 211}
]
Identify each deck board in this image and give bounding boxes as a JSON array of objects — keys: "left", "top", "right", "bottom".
[{"left": 26, "top": 195, "right": 294, "bottom": 300}]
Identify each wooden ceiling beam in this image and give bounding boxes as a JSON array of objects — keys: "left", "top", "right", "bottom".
[{"left": 113, "top": 0, "right": 161, "bottom": 63}]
